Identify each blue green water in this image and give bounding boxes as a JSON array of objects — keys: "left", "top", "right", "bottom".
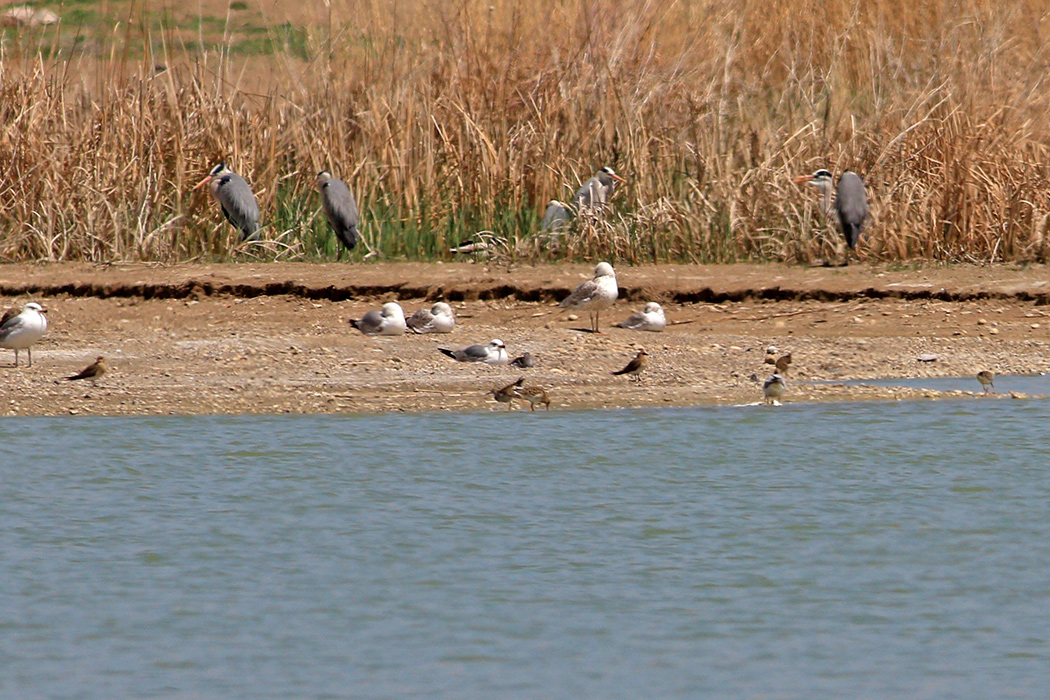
[{"left": 2, "top": 400, "right": 1049, "bottom": 699}]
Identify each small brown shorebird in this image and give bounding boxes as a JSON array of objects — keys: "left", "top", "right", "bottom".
[
  {"left": 775, "top": 353, "right": 792, "bottom": 375},
  {"left": 509, "top": 352, "right": 534, "bottom": 368},
  {"left": 517, "top": 385, "right": 551, "bottom": 411},
  {"left": 763, "top": 373, "right": 787, "bottom": 405},
  {"left": 67, "top": 356, "right": 107, "bottom": 384},
  {"left": 490, "top": 377, "right": 525, "bottom": 410},
  {"left": 977, "top": 371, "right": 994, "bottom": 394},
  {"left": 612, "top": 348, "right": 648, "bottom": 380}
]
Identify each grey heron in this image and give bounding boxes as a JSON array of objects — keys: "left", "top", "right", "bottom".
[
  {"left": 195, "top": 163, "right": 261, "bottom": 241},
  {"left": 0, "top": 302, "right": 48, "bottom": 366},
  {"left": 794, "top": 169, "right": 869, "bottom": 265},
  {"left": 315, "top": 170, "right": 360, "bottom": 258},
  {"left": 560, "top": 261, "right": 618, "bottom": 333},
  {"left": 574, "top": 166, "right": 626, "bottom": 211},
  {"left": 541, "top": 200, "right": 572, "bottom": 232}
]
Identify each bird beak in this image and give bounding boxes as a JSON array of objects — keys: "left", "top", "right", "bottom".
[
  {"left": 193, "top": 175, "right": 213, "bottom": 190},
  {"left": 792, "top": 174, "right": 815, "bottom": 185},
  {"left": 611, "top": 172, "right": 627, "bottom": 183}
]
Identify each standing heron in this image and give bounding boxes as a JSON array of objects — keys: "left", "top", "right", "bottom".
[
  {"left": 574, "top": 166, "right": 626, "bottom": 211},
  {"left": 195, "top": 163, "right": 261, "bottom": 241},
  {"left": 794, "top": 169, "right": 869, "bottom": 265},
  {"left": 315, "top": 170, "right": 360, "bottom": 258}
]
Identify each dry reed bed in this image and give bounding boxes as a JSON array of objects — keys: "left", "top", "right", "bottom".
[{"left": 1, "top": 0, "right": 1049, "bottom": 263}]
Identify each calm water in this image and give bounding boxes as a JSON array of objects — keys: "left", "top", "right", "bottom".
[{"left": 2, "top": 399, "right": 1049, "bottom": 699}]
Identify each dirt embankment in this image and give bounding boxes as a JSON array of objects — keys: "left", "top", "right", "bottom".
[{"left": 3, "top": 262, "right": 1049, "bottom": 416}]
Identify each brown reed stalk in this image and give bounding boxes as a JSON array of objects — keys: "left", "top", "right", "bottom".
[{"left": 0, "top": 0, "right": 1048, "bottom": 264}]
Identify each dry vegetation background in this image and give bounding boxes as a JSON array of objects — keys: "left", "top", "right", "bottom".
[{"left": 1, "top": 0, "right": 1049, "bottom": 264}]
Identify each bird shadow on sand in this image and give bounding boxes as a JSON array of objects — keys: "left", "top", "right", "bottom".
[{"left": 567, "top": 326, "right": 603, "bottom": 334}]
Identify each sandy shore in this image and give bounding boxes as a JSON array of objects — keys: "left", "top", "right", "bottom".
[{"left": 2, "top": 261, "right": 1049, "bottom": 416}]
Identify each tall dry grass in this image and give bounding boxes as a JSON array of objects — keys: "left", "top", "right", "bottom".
[{"left": 1, "top": 0, "right": 1049, "bottom": 264}]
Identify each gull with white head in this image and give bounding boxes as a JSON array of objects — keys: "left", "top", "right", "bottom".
[
  {"left": 439, "top": 339, "right": 509, "bottom": 365},
  {"left": 560, "top": 262, "right": 618, "bottom": 333},
  {"left": 616, "top": 302, "right": 666, "bottom": 332},
  {"left": 407, "top": 302, "right": 456, "bottom": 334},
  {"left": 350, "top": 302, "right": 407, "bottom": 336},
  {"left": 0, "top": 302, "right": 48, "bottom": 366}
]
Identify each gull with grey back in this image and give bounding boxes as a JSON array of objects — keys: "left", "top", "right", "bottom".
[
  {"left": 0, "top": 302, "right": 48, "bottom": 366},
  {"left": 560, "top": 262, "right": 619, "bottom": 333},
  {"left": 350, "top": 302, "right": 407, "bottom": 336},
  {"left": 195, "top": 163, "right": 261, "bottom": 241},
  {"left": 315, "top": 170, "right": 360, "bottom": 258},
  {"left": 439, "top": 339, "right": 509, "bottom": 365}
]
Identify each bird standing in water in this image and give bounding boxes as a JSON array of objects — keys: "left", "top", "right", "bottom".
[{"left": 977, "top": 371, "right": 995, "bottom": 394}]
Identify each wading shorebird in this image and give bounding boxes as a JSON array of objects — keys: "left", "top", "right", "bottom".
[
  {"left": 350, "top": 302, "right": 407, "bottom": 336},
  {"left": 439, "top": 339, "right": 509, "bottom": 365},
  {"left": 315, "top": 170, "right": 360, "bottom": 259},
  {"left": 195, "top": 163, "right": 261, "bottom": 241},
  {"left": 763, "top": 373, "right": 787, "bottom": 406},
  {"left": 977, "top": 370, "right": 995, "bottom": 394},
  {"left": 616, "top": 302, "right": 666, "bottom": 332},
  {"left": 490, "top": 377, "right": 525, "bottom": 410},
  {"left": 612, "top": 348, "right": 648, "bottom": 380},
  {"left": 517, "top": 384, "right": 551, "bottom": 411},
  {"left": 560, "top": 262, "right": 618, "bottom": 333},
  {"left": 0, "top": 302, "right": 48, "bottom": 367},
  {"left": 794, "top": 169, "right": 869, "bottom": 265},
  {"left": 66, "top": 356, "right": 107, "bottom": 384},
  {"left": 407, "top": 302, "right": 456, "bottom": 334}
]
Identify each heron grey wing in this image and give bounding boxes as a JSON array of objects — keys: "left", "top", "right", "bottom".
[
  {"left": 560, "top": 279, "right": 598, "bottom": 308},
  {"left": 541, "top": 201, "right": 572, "bottom": 232},
  {"left": 574, "top": 177, "right": 603, "bottom": 208},
  {"left": 836, "top": 172, "right": 869, "bottom": 225},
  {"left": 322, "top": 178, "right": 360, "bottom": 251},
  {"left": 216, "top": 173, "right": 260, "bottom": 240}
]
